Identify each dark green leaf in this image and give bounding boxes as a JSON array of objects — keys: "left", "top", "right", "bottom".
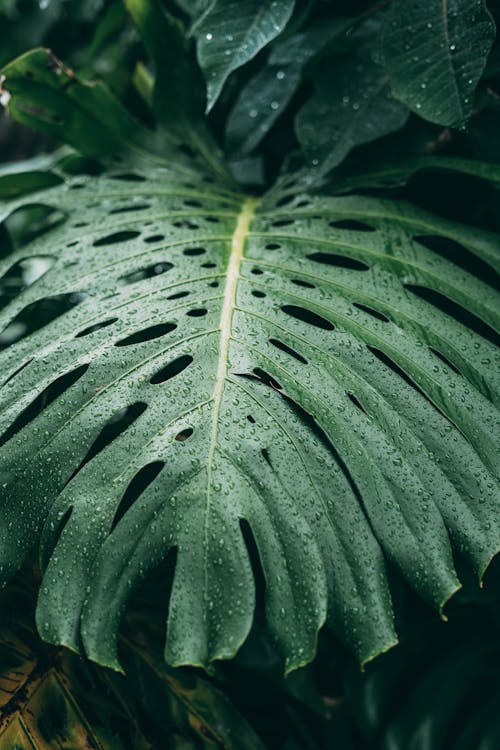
[
  {"left": 326, "top": 155, "right": 500, "bottom": 193},
  {"left": 195, "top": 0, "right": 296, "bottom": 111},
  {"left": 378, "top": 0, "right": 496, "bottom": 127},
  {"left": 295, "top": 47, "right": 409, "bottom": 175},
  {"left": 0, "top": 49, "right": 157, "bottom": 159},
  {"left": 0, "top": 152, "right": 498, "bottom": 677},
  {"left": 124, "top": 0, "right": 227, "bottom": 180},
  {"left": 225, "top": 18, "right": 353, "bottom": 156}
]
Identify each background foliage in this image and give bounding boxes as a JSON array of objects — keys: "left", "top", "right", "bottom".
[{"left": 0, "top": 1, "right": 499, "bottom": 748}]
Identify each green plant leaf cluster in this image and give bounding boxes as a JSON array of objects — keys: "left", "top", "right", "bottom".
[{"left": 0, "top": 0, "right": 499, "bottom": 747}]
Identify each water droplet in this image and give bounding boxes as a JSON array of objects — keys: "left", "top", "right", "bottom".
[{"left": 205, "top": 33, "right": 213, "bottom": 41}]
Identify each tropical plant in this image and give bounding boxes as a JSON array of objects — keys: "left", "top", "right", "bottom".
[{"left": 0, "top": 1, "right": 499, "bottom": 747}]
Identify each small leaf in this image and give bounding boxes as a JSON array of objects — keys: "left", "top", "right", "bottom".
[
  {"left": 195, "top": 0, "right": 296, "bottom": 111},
  {"left": 378, "top": 0, "right": 496, "bottom": 127}
]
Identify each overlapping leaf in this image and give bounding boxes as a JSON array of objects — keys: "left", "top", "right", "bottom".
[
  {"left": 0, "top": 135, "right": 498, "bottom": 676},
  {"left": 295, "top": 44, "right": 409, "bottom": 175},
  {"left": 378, "top": 0, "right": 496, "bottom": 127},
  {"left": 0, "top": 582, "right": 262, "bottom": 749},
  {"left": 195, "top": 0, "right": 296, "bottom": 111}
]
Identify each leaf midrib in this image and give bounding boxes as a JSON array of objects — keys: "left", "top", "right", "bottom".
[
  {"left": 203, "top": 195, "right": 259, "bottom": 635},
  {"left": 205, "top": 196, "right": 259, "bottom": 489}
]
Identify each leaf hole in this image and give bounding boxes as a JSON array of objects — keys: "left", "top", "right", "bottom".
[
  {"left": 278, "top": 391, "right": 366, "bottom": 515},
  {"left": 150, "top": 354, "right": 193, "bottom": 384},
  {"left": 0, "top": 256, "right": 54, "bottom": 311},
  {"left": 93, "top": 230, "right": 140, "bottom": 247},
  {"left": 186, "top": 308, "right": 207, "bottom": 317},
  {"left": 0, "top": 363, "right": 89, "bottom": 448},
  {"left": 49, "top": 506, "right": 74, "bottom": 551},
  {"left": 261, "top": 448, "right": 272, "bottom": 467},
  {"left": 429, "top": 347, "right": 462, "bottom": 375},
  {"left": 173, "top": 220, "right": 199, "bottom": 229},
  {"left": 329, "top": 219, "right": 375, "bottom": 232},
  {"left": 109, "top": 204, "right": 151, "bottom": 215},
  {"left": 265, "top": 242, "right": 281, "bottom": 250},
  {"left": 276, "top": 195, "right": 295, "bottom": 207},
  {"left": 120, "top": 262, "right": 173, "bottom": 285},
  {"left": 167, "top": 290, "right": 190, "bottom": 300},
  {"left": 271, "top": 219, "right": 294, "bottom": 227},
  {"left": 251, "top": 290, "right": 266, "bottom": 298},
  {"left": 239, "top": 520, "right": 266, "bottom": 610},
  {"left": 353, "top": 302, "right": 390, "bottom": 322},
  {"left": 183, "top": 247, "right": 206, "bottom": 256},
  {"left": 291, "top": 278, "right": 315, "bottom": 289},
  {"left": 308, "top": 252, "right": 369, "bottom": 271},
  {"left": 111, "top": 461, "right": 164, "bottom": 531},
  {"left": 269, "top": 338, "right": 308, "bottom": 364},
  {"left": 144, "top": 234, "right": 165, "bottom": 244},
  {"left": 253, "top": 367, "right": 282, "bottom": 390},
  {"left": 367, "top": 345, "right": 464, "bottom": 434},
  {"left": 110, "top": 173, "right": 146, "bottom": 182},
  {"left": 1, "top": 358, "right": 33, "bottom": 388},
  {"left": 175, "top": 427, "right": 193, "bottom": 441},
  {"left": 115, "top": 322, "right": 177, "bottom": 347},
  {"left": 347, "top": 392, "right": 367, "bottom": 414},
  {"left": 0, "top": 292, "right": 86, "bottom": 350},
  {"left": 281, "top": 304, "right": 334, "bottom": 330},
  {"left": 75, "top": 318, "right": 118, "bottom": 338}
]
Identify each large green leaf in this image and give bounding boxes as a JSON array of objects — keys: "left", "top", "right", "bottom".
[
  {"left": 0, "top": 135, "right": 498, "bottom": 676},
  {"left": 378, "top": 0, "right": 496, "bottom": 127}
]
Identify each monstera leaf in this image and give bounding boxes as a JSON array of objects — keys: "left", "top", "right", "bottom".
[
  {"left": 0, "top": 35, "right": 499, "bottom": 678},
  {"left": 0, "top": 139, "right": 498, "bottom": 676}
]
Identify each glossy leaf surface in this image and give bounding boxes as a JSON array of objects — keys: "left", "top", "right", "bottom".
[
  {"left": 295, "top": 46, "right": 409, "bottom": 175},
  {"left": 378, "top": 0, "right": 496, "bottom": 127},
  {"left": 0, "top": 146, "right": 498, "bottom": 676},
  {"left": 195, "top": 0, "right": 296, "bottom": 111}
]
